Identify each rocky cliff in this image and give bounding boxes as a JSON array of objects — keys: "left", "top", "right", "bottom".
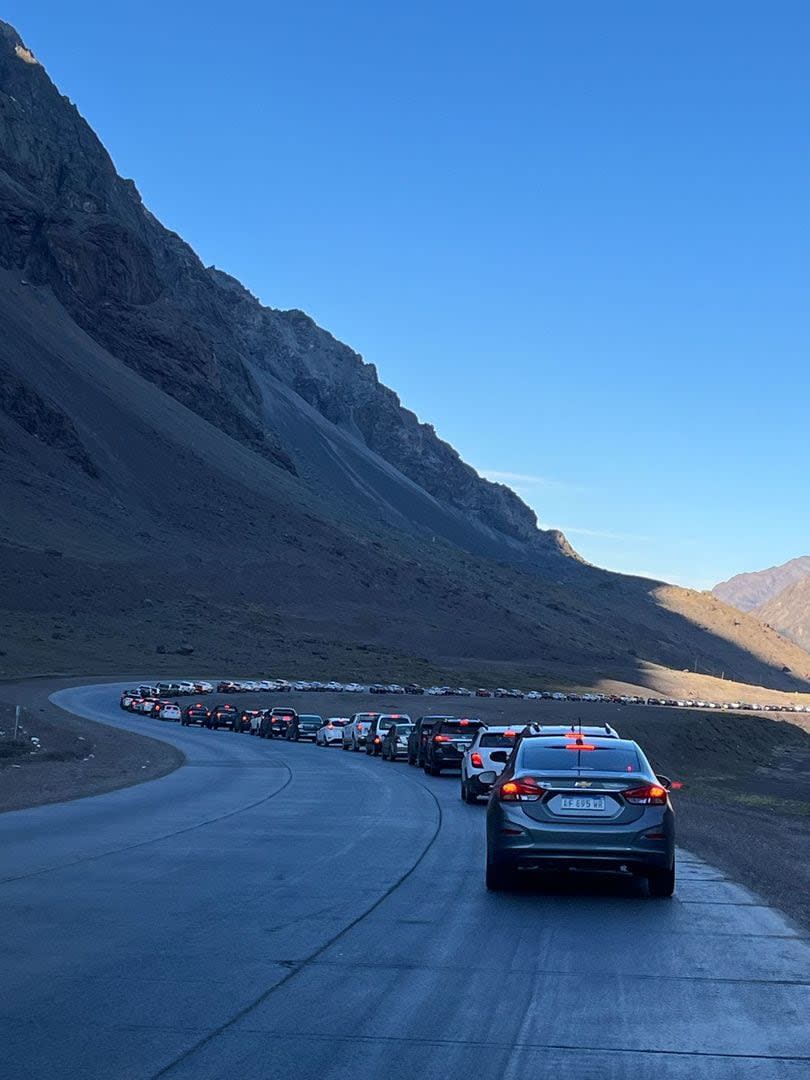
[{"left": 0, "top": 20, "right": 564, "bottom": 556}]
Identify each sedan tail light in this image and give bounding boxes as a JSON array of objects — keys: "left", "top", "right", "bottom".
[
  {"left": 470, "top": 752, "right": 484, "bottom": 768},
  {"left": 499, "top": 777, "right": 544, "bottom": 802},
  {"left": 434, "top": 734, "right": 452, "bottom": 743},
  {"left": 624, "top": 784, "right": 667, "bottom": 805}
]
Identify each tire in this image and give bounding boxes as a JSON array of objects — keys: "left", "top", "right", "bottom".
[
  {"left": 461, "top": 780, "right": 477, "bottom": 803},
  {"left": 426, "top": 763, "right": 440, "bottom": 776},
  {"left": 648, "top": 865, "right": 675, "bottom": 898},
  {"left": 485, "top": 857, "right": 515, "bottom": 891}
]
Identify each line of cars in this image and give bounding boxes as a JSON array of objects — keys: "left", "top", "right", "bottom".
[
  {"left": 122, "top": 678, "right": 810, "bottom": 714},
  {"left": 120, "top": 689, "right": 678, "bottom": 897}
]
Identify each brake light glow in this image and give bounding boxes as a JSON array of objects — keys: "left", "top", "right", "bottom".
[
  {"left": 624, "top": 784, "right": 667, "bottom": 805},
  {"left": 374, "top": 736, "right": 381, "bottom": 744},
  {"left": 504, "top": 731, "right": 516, "bottom": 738},
  {"left": 499, "top": 777, "right": 544, "bottom": 802},
  {"left": 565, "top": 743, "right": 596, "bottom": 751},
  {"left": 460, "top": 719, "right": 470, "bottom": 726},
  {"left": 434, "top": 734, "right": 452, "bottom": 743},
  {"left": 470, "top": 752, "right": 484, "bottom": 768}
]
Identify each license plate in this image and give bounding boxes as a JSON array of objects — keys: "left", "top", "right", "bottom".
[{"left": 560, "top": 796, "right": 606, "bottom": 811}]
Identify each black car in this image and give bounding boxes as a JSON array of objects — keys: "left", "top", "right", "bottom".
[
  {"left": 286, "top": 714, "right": 323, "bottom": 741},
  {"left": 182, "top": 702, "right": 210, "bottom": 726},
  {"left": 259, "top": 707, "right": 297, "bottom": 739},
  {"left": 422, "top": 717, "right": 484, "bottom": 775},
  {"left": 217, "top": 680, "right": 240, "bottom": 693},
  {"left": 407, "top": 716, "right": 455, "bottom": 766},
  {"left": 206, "top": 703, "right": 239, "bottom": 729},
  {"left": 365, "top": 713, "right": 411, "bottom": 756},
  {"left": 235, "top": 708, "right": 263, "bottom": 734}
]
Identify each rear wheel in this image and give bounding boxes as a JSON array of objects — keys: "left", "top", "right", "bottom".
[
  {"left": 648, "top": 865, "right": 675, "bottom": 898},
  {"left": 485, "top": 857, "right": 515, "bottom": 891},
  {"left": 461, "top": 780, "right": 478, "bottom": 803}
]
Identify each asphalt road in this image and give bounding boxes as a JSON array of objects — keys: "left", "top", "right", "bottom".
[{"left": 1, "top": 684, "right": 809, "bottom": 1080}]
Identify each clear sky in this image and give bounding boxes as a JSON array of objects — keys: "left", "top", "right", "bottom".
[{"left": 8, "top": 1, "right": 809, "bottom": 589}]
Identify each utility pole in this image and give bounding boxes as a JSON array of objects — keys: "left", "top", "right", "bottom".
[{"left": 13, "top": 704, "right": 21, "bottom": 741}]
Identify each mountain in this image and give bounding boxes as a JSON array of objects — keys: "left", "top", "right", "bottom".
[
  {"left": 755, "top": 577, "right": 810, "bottom": 651},
  {"left": 1, "top": 19, "right": 809, "bottom": 697},
  {"left": 713, "top": 557, "right": 810, "bottom": 613}
]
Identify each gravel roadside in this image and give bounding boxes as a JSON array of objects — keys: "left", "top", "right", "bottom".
[{"left": 0, "top": 678, "right": 184, "bottom": 813}]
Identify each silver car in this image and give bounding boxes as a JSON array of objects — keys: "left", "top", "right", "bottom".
[{"left": 484, "top": 735, "right": 675, "bottom": 896}]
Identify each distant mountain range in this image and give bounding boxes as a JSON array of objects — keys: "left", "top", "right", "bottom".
[
  {"left": 713, "top": 557, "right": 810, "bottom": 652},
  {"left": 1, "top": 18, "right": 809, "bottom": 694}
]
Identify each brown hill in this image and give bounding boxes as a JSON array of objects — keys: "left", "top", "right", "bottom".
[
  {"left": 713, "top": 556, "right": 810, "bottom": 612},
  {"left": 755, "top": 577, "right": 810, "bottom": 652},
  {"left": 1, "top": 19, "right": 809, "bottom": 698}
]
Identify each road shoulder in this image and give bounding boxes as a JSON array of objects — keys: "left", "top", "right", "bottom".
[{"left": 0, "top": 681, "right": 184, "bottom": 813}]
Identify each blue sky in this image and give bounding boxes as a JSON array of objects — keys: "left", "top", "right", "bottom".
[{"left": 9, "top": 1, "right": 810, "bottom": 589}]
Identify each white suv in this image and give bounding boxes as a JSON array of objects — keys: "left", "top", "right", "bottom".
[
  {"left": 460, "top": 726, "right": 520, "bottom": 803},
  {"left": 342, "top": 712, "right": 379, "bottom": 751}
]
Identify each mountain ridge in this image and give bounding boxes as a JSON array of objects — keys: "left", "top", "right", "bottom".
[{"left": 713, "top": 556, "right": 810, "bottom": 613}]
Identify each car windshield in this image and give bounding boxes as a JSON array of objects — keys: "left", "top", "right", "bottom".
[
  {"left": 519, "top": 744, "right": 642, "bottom": 773},
  {"left": 393, "top": 726, "right": 414, "bottom": 735},
  {"left": 480, "top": 732, "right": 517, "bottom": 747},
  {"left": 328, "top": 719, "right": 349, "bottom": 726}
]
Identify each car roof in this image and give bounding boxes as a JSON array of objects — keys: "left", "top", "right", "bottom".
[
  {"left": 521, "top": 735, "right": 639, "bottom": 752},
  {"left": 520, "top": 723, "right": 621, "bottom": 738}
]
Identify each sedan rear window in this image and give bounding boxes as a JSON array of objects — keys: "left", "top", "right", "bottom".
[
  {"left": 519, "top": 744, "right": 641, "bottom": 773},
  {"left": 479, "top": 732, "right": 517, "bottom": 747}
]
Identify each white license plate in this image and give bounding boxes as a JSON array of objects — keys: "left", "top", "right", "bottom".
[{"left": 560, "top": 796, "right": 605, "bottom": 811}]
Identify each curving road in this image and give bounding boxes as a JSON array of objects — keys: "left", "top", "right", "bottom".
[{"left": 1, "top": 683, "right": 809, "bottom": 1079}]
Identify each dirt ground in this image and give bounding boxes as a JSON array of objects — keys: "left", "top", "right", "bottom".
[{"left": 0, "top": 682, "right": 183, "bottom": 813}]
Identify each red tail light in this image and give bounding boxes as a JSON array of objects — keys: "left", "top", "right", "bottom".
[
  {"left": 434, "top": 734, "right": 452, "bottom": 743},
  {"left": 499, "top": 777, "right": 544, "bottom": 802},
  {"left": 624, "top": 784, "right": 667, "bottom": 805},
  {"left": 470, "top": 752, "right": 484, "bottom": 768},
  {"left": 565, "top": 743, "right": 595, "bottom": 751},
  {"left": 374, "top": 736, "right": 381, "bottom": 744}
]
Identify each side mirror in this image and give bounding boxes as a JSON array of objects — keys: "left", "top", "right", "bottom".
[
  {"left": 489, "top": 750, "right": 509, "bottom": 764},
  {"left": 478, "top": 771, "right": 497, "bottom": 786},
  {"left": 656, "top": 775, "right": 672, "bottom": 790}
]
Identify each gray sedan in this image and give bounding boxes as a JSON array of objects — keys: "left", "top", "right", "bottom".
[{"left": 483, "top": 735, "right": 675, "bottom": 896}]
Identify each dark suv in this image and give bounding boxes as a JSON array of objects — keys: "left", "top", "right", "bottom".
[
  {"left": 408, "top": 716, "right": 455, "bottom": 766},
  {"left": 182, "top": 702, "right": 210, "bottom": 726},
  {"left": 206, "top": 703, "right": 239, "bottom": 729},
  {"left": 422, "top": 718, "right": 484, "bottom": 775},
  {"left": 260, "top": 707, "right": 297, "bottom": 739}
]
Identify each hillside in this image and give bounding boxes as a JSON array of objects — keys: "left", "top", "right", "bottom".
[
  {"left": 755, "top": 577, "right": 810, "bottom": 651},
  {"left": 1, "top": 19, "right": 809, "bottom": 698},
  {"left": 713, "top": 556, "right": 810, "bottom": 612}
]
